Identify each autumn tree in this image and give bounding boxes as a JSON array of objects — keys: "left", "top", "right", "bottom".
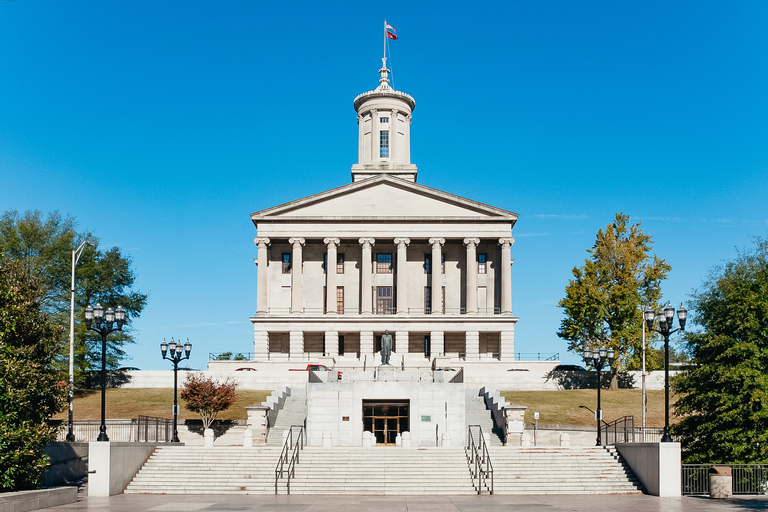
[
  {"left": 0, "top": 259, "right": 67, "bottom": 491},
  {"left": 557, "top": 213, "right": 670, "bottom": 387},
  {"left": 672, "top": 238, "right": 768, "bottom": 463},
  {"left": 180, "top": 373, "right": 238, "bottom": 431}
]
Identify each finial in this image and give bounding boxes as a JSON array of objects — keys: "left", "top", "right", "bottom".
[{"left": 378, "top": 57, "right": 390, "bottom": 90}]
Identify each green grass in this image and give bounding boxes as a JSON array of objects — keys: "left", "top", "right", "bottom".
[{"left": 53, "top": 388, "right": 271, "bottom": 421}]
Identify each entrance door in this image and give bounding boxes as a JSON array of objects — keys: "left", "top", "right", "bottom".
[{"left": 362, "top": 400, "right": 409, "bottom": 446}]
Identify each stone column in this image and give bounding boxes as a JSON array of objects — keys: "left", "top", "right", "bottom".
[
  {"left": 359, "top": 238, "right": 375, "bottom": 314},
  {"left": 500, "top": 330, "right": 515, "bottom": 361},
  {"left": 289, "top": 331, "right": 304, "bottom": 361},
  {"left": 254, "top": 331, "right": 269, "bottom": 361},
  {"left": 499, "top": 238, "right": 514, "bottom": 314},
  {"left": 371, "top": 109, "right": 379, "bottom": 162},
  {"left": 358, "top": 113, "right": 365, "bottom": 163},
  {"left": 390, "top": 109, "right": 398, "bottom": 162},
  {"left": 465, "top": 331, "right": 480, "bottom": 361},
  {"left": 254, "top": 237, "right": 270, "bottom": 314},
  {"left": 405, "top": 115, "right": 412, "bottom": 163},
  {"left": 464, "top": 238, "right": 480, "bottom": 314},
  {"left": 288, "top": 237, "right": 305, "bottom": 314},
  {"left": 431, "top": 331, "right": 445, "bottom": 357},
  {"left": 324, "top": 238, "right": 340, "bottom": 314},
  {"left": 360, "top": 331, "right": 374, "bottom": 362},
  {"left": 394, "top": 238, "right": 410, "bottom": 314},
  {"left": 395, "top": 331, "right": 408, "bottom": 361},
  {"left": 429, "top": 238, "right": 445, "bottom": 314},
  {"left": 325, "top": 331, "right": 339, "bottom": 359}
]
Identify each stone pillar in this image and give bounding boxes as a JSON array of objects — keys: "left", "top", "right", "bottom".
[
  {"left": 431, "top": 331, "right": 445, "bottom": 357},
  {"left": 360, "top": 331, "right": 374, "bottom": 362},
  {"left": 464, "top": 238, "right": 480, "bottom": 314},
  {"left": 359, "top": 238, "right": 375, "bottom": 314},
  {"left": 289, "top": 331, "right": 304, "bottom": 361},
  {"left": 394, "top": 238, "right": 410, "bottom": 314},
  {"left": 288, "top": 238, "right": 305, "bottom": 314},
  {"left": 254, "top": 237, "right": 270, "bottom": 314},
  {"left": 405, "top": 115, "right": 412, "bottom": 163},
  {"left": 499, "top": 237, "right": 514, "bottom": 314},
  {"left": 429, "top": 238, "right": 444, "bottom": 314},
  {"left": 254, "top": 330, "right": 269, "bottom": 361},
  {"left": 465, "top": 331, "right": 480, "bottom": 361},
  {"left": 371, "top": 109, "right": 379, "bottom": 162},
  {"left": 390, "top": 109, "right": 398, "bottom": 162},
  {"left": 245, "top": 404, "right": 269, "bottom": 445},
  {"left": 395, "top": 331, "right": 409, "bottom": 361},
  {"left": 500, "top": 330, "right": 515, "bottom": 361},
  {"left": 358, "top": 113, "right": 365, "bottom": 163},
  {"left": 324, "top": 237, "right": 340, "bottom": 314},
  {"left": 325, "top": 331, "right": 339, "bottom": 359}
]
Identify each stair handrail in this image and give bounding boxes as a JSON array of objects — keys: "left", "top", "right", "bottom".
[
  {"left": 274, "top": 424, "right": 305, "bottom": 494},
  {"left": 601, "top": 415, "right": 635, "bottom": 445},
  {"left": 466, "top": 424, "right": 494, "bottom": 495}
]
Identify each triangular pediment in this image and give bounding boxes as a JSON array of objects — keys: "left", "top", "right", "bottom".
[{"left": 250, "top": 175, "right": 517, "bottom": 222}]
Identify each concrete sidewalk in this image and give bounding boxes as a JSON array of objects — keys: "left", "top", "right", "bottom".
[{"left": 42, "top": 493, "right": 768, "bottom": 511}]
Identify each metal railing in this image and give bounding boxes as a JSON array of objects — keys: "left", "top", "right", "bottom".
[
  {"left": 209, "top": 352, "right": 254, "bottom": 361},
  {"left": 275, "top": 425, "right": 305, "bottom": 495},
  {"left": 601, "top": 416, "right": 635, "bottom": 444},
  {"left": 56, "top": 419, "right": 137, "bottom": 442},
  {"left": 466, "top": 425, "right": 494, "bottom": 495},
  {"left": 515, "top": 352, "right": 559, "bottom": 361},
  {"left": 682, "top": 464, "right": 768, "bottom": 495},
  {"left": 137, "top": 415, "right": 173, "bottom": 442}
]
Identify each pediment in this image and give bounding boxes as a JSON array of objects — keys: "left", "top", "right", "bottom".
[{"left": 250, "top": 176, "right": 517, "bottom": 222}]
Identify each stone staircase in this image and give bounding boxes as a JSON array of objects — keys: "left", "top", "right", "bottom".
[
  {"left": 489, "top": 446, "right": 643, "bottom": 494},
  {"left": 266, "top": 387, "right": 307, "bottom": 445},
  {"left": 465, "top": 389, "right": 504, "bottom": 446}
]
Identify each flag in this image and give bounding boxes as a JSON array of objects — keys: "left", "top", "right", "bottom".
[{"left": 385, "top": 23, "right": 397, "bottom": 40}]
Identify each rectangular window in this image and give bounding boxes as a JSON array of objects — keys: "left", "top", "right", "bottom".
[
  {"left": 380, "top": 130, "right": 389, "bottom": 158},
  {"left": 282, "top": 253, "right": 291, "bottom": 274},
  {"left": 478, "top": 253, "right": 487, "bottom": 274},
  {"left": 380, "top": 117, "right": 389, "bottom": 123},
  {"left": 376, "top": 286, "right": 393, "bottom": 314},
  {"left": 336, "top": 286, "right": 344, "bottom": 315},
  {"left": 441, "top": 254, "right": 445, "bottom": 274},
  {"left": 424, "top": 254, "right": 431, "bottom": 274},
  {"left": 425, "top": 286, "right": 432, "bottom": 313},
  {"left": 337, "top": 253, "right": 344, "bottom": 274},
  {"left": 376, "top": 253, "right": 393, "bottom": 274}
]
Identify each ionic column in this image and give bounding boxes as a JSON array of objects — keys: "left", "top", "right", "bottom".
[
  {"left": 371, "top": 109, "right": 379, "bottom": 161},
  {"left": 288, "top": 237, "right": 305, "bottom": 314},
  {"left": 357, "top": 114, "right": 365, "bottom": 163},
  {"left": 254, "top": 237, "right": 270, "bottom": 314},
  {"left": 390, "top": 109, "right": 399, "bottom": 162},
  {"left": 499, "top": 237, "right": 515, "bottom": 314},
  {"left": 405, "top": 115, "right": 412, "bottom": 163},
  {"left": 464, "top": 238, "right": 480, "bottom": 314},
  {"left": 324, "top": 237, "right": 340, "bottom": 314},
  {"left": 429, "top": 238, "right": 445, "bottom": 314},
  {"left": 359, "top": 238, "right": 375, "bottom": 314},
  {"left": 394, "top": 238, "right": 410, "bottom": 314}
]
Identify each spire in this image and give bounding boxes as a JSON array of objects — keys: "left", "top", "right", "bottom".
[{"left": 377, "top": 57, "right": 391, "bottom": 91}]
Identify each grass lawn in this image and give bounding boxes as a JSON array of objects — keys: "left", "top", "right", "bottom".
[
  {"left": 52, "top": 388, "right": 271, "bottom": 421},
  {"left": 501, "top": 389, "right": 680, "bottom": 427}
]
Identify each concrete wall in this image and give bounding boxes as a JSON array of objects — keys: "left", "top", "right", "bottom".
[
  {"left": 88, "top": 442, "right": 157, "bottom": 497},
  {"left": 615, "top": 442, "right": 681, "bottom": 496},
  {"left": 43, "top": 442, "right": 88, "bottom": 487},
  {"left": 0, "top": 487, "right": 77, "bottom": 512}
]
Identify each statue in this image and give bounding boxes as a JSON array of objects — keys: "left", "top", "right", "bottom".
[{"left": 380, "top": 330, "right": 393, "bottom": 365}]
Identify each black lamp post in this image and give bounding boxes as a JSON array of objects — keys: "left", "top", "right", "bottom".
[
  {"left": 161, "top": 337, "right": 191, "bottom": 443},
  {"left": 84, "top": 303, "right": 126, "bottom": 442},
  {"left": 644, "top": 303, "right": 687, "bottom": 442},
  {"left": 583, "top": 347, "right": 615, "bottom": 446}
]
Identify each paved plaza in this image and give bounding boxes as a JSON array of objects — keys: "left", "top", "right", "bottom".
[{"left": 43, "top": 493, "right": 768, "bottom": 512}]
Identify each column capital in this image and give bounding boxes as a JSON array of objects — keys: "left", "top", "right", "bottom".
[
  {"left": 499, "top": 237, "right": 515, "bottom": 248},
  {"left": 323, "top": 237, "right": 341, "bottom": 246},
  {"left": 254, "top": 237, "right": 271, "bottom": 247},
  {"left": 288, "top": 237, "right": 305, "bottom": 247},
  {"left": 391, "top": 108, "right": 399, "bottom": 119},
  {"left": 371, "top": 108, "right": 378, "bottom": 116},
  {"left": 463, "top": 237, "right": 480, "bottom": 247},
  {"left": 359, "top": 237, "right": 376, "bottom": 247},
  {"left": 429, "top": 237, "right": 445, "bottom": 247},
  {"left": 394, "top": 237, "right": 411, "bottom": 247}
]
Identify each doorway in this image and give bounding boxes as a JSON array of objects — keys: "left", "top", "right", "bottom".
[{"left": 362, "top": 400, "right": 409, "bottom": 445}]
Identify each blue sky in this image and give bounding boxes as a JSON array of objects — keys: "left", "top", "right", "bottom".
[{"left": 1, "top": 1, "right": 767, "bottom": 370}]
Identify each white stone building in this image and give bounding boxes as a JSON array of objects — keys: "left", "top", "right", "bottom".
[{"left": 250, "top": 59, "right": 519, "bottom": 369}]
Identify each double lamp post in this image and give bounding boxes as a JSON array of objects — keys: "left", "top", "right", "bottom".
[
  {"left": 583, "top": 347, "right": 615, "bottom": 446},
  {"left": 161, "top": 338, "right": 191, "bottom": 443}
]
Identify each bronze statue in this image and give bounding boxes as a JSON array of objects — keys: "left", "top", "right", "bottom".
[{"left": 380, "top": 330, "right": 393, "bottom": 365}]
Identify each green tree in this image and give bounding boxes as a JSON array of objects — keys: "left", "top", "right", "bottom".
[
  {"left": 0, "top": 210, "right": 148, "bottom": 382},
  {"left": 672, "top": 238, "right": 768, "bottom": 463},
  {"left": 557, "top": 213, "right": 670, "bottom": 387},
  {"left": 0, "top": 259, "right": 67, "bottom": 491}
]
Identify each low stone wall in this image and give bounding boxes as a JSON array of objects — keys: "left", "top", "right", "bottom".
[
  {"left": 43, "top": 442, "right": 88, "bottom": 487},
  {"left": 0, "top": 487, "right": 77, "bottom": 512}
]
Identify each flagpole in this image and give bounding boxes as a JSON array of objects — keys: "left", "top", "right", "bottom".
[{"left": 383, "top": 19, "right": 387, "bottom": 63}]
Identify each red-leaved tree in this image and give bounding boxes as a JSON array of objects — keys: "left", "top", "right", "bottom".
[{"left": 180, "top": 373, "right": 237, "bottom": 430}]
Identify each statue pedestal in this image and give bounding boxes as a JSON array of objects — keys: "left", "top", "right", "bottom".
[{"left": 375, "top": 364, "right": 396, "bottom": 382}]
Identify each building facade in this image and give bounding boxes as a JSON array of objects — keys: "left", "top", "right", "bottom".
[{"left": 250, "top": 59, "right": 519, "bottom": 368}]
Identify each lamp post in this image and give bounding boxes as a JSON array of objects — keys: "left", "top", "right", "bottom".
[
  {"left": 84, "top": 303, "right": 126, "bottom": 441},
  {"left": 161, "top": 337, "right": 191, "bottom": 443},
  {"left": 67, "top": 240, "right": 94, "bottom": 442},
  {"left": 583, "top": 347, "right": 615, "bottom": 446},
  {"left": 644, "top": 302, "right": 687, "bottom": 442}
]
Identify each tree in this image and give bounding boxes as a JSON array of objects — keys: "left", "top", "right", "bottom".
[
  {"left": 0, "top": 210, "right": 147, "bottom": 381},
  {"left": 557, "top": 213, "right": 670, "bottom": 387},
  {"left": 180, "top": 373, "right": 238, "bottom": 431},
  {"left": 672, "top": 238, "right": 768, "bottom": 464},
  {"left": 0, "top": 259, "right": 67, "bottom": 491}
]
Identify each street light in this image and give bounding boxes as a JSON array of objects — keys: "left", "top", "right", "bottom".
[
  {"left": 644, "top": 302, "right": 687, "bottom": 442},
  {"left": 84, "top": 303, "right": 126, "bottom": 441},
  {"left": 161, "top": 337, "right": 191, "bottom": 443},
  {"left": 583, "top": 346, "right": 615, "bottom": 446},
  {"left": 67, "top": 240, "right": 94, "bottom": 442}
]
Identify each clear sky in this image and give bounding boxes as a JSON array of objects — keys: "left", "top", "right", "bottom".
[{"left": 1, "top": 1, "right": 767, "bottom": 371}]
